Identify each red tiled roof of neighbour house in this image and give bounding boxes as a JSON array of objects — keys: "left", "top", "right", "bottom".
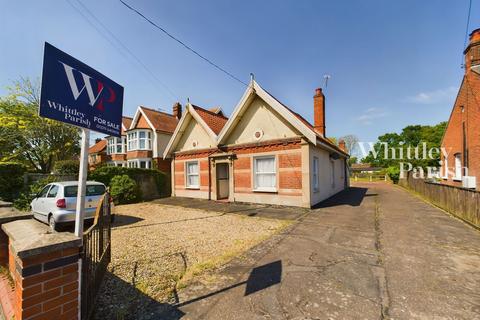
[
  {"left": 192, "top": 105, "right": 229, "bottom": 135},
  {"left": 263, "top": 89, "right": 349, "bottom": 156},
  {"left": 88, "top": 139, "right": 107, "bottom": 154},
  {"left": 121, "top": 116, "right": 133, "bottom": 134},
  {"left": 139, "top": 106, "right": 179, "bottom": 133}
]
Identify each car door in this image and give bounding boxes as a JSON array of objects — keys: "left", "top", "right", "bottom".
[
  {"left": 44, "top": 184, "right": 60, "bottom": 214},
  {"left": 32, "top": 184, "right": 52, "bottom": 220}
]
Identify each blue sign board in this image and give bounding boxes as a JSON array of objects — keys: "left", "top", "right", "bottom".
[{"left": 40, "top": 42, "right": 124, "bottom": 137}]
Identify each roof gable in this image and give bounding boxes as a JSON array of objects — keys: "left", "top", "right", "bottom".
[
  {"left": 130, "top": 106, "right": 178, "bottom": 133},
  {"left": 89, "top": 139, "right": 106, "bottom": 154}
]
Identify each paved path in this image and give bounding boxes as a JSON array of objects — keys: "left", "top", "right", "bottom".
[{"left": 161, "top": 183, "right": 480, "bottom": 320}]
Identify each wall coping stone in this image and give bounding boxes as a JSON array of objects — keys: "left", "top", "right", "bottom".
[
  {"left": 0, "top": 207, "right": 31, "bottom": 224},
  {"left": 1, "top": 219, "right": 81, "bottom": 259}
]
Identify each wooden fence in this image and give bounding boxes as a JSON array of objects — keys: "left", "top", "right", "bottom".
[{"left": 399, "top": 173, "right": 480, "bottom": 228}]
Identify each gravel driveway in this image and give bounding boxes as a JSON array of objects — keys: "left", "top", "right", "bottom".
[{"left": 94, "top": 201, "right": 290, "bottom": 319}]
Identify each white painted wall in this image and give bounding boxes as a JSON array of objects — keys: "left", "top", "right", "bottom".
[
  {"left": 309, "top": 144, "right": 346, "bottom": 206},
  {"left": 176, "top": 116, "right": 216, "bottom": 152}
]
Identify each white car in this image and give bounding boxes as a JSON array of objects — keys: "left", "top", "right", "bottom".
[{"left": 31, "top": 181, "right": 106, "bottom": 231}]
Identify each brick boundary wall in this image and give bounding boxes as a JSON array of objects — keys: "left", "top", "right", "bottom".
[{"left": 1, "top": 219, "right": 81, "bottom": 320}]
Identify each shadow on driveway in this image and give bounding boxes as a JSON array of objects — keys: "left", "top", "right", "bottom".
[{"left": 313, "top": 186, "right": 369, "bottom": 209}]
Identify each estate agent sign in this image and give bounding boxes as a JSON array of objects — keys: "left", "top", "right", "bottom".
[{"left": 40, "top": 42, "right": 124, "bottom": 137}]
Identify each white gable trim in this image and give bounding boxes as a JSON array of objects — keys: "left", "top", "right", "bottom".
[
  {"left": 130, "top": 107, "right": 156, "bottom": 131},
  {"left": 162, "top": 104, "right": 217, "bottom": 159},
  {"left": 217, "top": 80, "right": 317, "bottom": 145}
]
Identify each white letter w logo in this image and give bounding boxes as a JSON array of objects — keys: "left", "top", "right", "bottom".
[{"left": 60, "top": 61, "right": 103, "bottom": 107}]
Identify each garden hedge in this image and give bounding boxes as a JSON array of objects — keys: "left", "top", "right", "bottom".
[{"left": 0, "top": 162, "right": 26, "bottom": 202}]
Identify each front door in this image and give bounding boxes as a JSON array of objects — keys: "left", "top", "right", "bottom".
[{"left": 216, "top": 163, "right": 229, "bottom": 200}]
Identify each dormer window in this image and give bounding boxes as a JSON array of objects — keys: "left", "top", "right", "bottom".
[
  {"left": 107, "top": 136, "right": 126, "bottom": 154},
  {"left": 127, "top": 130, "right": 152, "bottom": 151}
]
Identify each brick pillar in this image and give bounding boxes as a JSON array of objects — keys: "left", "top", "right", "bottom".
[{"left": 1, "top": 220, "right": 81, "bottom": 320}]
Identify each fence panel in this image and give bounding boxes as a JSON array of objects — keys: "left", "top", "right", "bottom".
[{"left": 399, "top": 174, "right": 479, "bottom": 228}]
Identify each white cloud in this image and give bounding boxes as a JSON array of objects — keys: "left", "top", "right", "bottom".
[
  {"left": 406, "top": 86, "right": 457, "bottom": 105},
  {"left": 356, "top": 107, "right": 388, "bottom": 126}
]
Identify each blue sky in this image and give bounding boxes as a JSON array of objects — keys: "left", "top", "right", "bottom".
[{"left": 1, "top": 0, "right": 479, "bottom": 145}]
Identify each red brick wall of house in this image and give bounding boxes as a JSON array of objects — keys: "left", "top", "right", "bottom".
[
  {"left": 110, "top": 154, "right": 126, "bottom": 161},
  {"left": 154, "top": 158, "right": 171, "bottom": 173},
  {"left": 441, "top": 72, "right": 480, "bottom": 189},
  {"left": 173, "top": 155, "right": 210, "bottom": 191},
  {"left": 126, "top": 150, "right": 152, "bottom": 159}
]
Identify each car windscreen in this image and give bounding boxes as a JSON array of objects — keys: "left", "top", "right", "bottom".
[{"left": 64, "top": 185, "right": 106, "bottom": 197}]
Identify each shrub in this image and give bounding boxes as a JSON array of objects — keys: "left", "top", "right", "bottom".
[
  {"left": 53, "top": 160, "right": 79, "bottom": 175},
  {"left": 0, "top": 162, "right": 26, "bottom": 202},
  {"left": 110, "top": 175, "right": 140, "bottom": 204},
  {"left": 14, "top": 176, "right": 58, "bottom": 211},
  {"left": 89, "top": 166, "right": 169, "bottom": 196},
  {"left": 387, "top": 166, "right": 400, "bottom": 184}
]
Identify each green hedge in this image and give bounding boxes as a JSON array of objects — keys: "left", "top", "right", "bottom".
[
  {"left": 110, "top": 175, "right": 140, "bottom": 204},
  {"left": 88, "top": 166, "right": 170, "bottom": 197},
  {"left": 53, "top": 160, "right": 79, "bottom": 175},
  {"left": 0, "top": 162, "right": 26, "bottom": 202},
  {"left": 14, "top": 176, "right": 58, "bottom": 211}
]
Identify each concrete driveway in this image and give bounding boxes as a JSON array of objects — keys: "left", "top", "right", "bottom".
[{"left": 158, "top": 182, "right": 480, "bottom": 320}]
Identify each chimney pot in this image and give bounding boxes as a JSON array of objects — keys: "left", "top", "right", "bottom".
[
  {"left": 464, "top": 28, "right": 480, "bottom": 70},
  {"left": 338, "top": 139, "right": 347, "bottom": 153},
  {"left": 172, "top": 102, "right": 182, "bottom": 120},
  {"left": 313, "top": 87, "right": 326, "bottom": 137}
]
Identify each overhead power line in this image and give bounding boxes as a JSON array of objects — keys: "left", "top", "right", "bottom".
[
  {"left": 65, "top": 0, "right": 179, "bottom": 105},
  {"left": 118, "top": 0, "right": 248, "bottom": 87},
  {"left": 462, "top": 0, "right": 473, "bottom": 67}
]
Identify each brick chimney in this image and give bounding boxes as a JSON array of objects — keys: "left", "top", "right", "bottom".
[
  {"left": 172, "top": 102, "right": 182, "bottom": 120},
  {"left": 338, "top": 139, "right": 347, "bottom": 153},
  {"left": 313, "top": 88, "right": 326, "bottom": 137},
  {"left": 465, "top": 28, "right": 480, "bottom": 71}
]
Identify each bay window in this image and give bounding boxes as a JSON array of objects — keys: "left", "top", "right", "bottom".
[
  {"left": 253, "top": 156, "right": 276, "bottom": 192},
  {"left": 107, "top": 136, "right": 126, "bottom": 154},
  {"left": 186, "top": 161, "right": 199, "bottom": 188},
  {"left": 127, "top": 159, "right": 151, "bottom": 169},
  {"left": 127, "top": 130, "right": 152, "bottom": 151}
]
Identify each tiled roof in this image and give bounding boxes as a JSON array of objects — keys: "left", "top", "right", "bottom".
[
  {"left": 264, "top": 89, "right": 348, "bottom": 156},
  {"left": 192, "top": 105, "right": 229, "bottom": 135},
  {"left": 122, "top": 116, "right": 133, "bottom": 134},
  {"left": 139, "top": 106, "right": 179, "bottom": 133},
  {"left": 89, "top": 139, "right": 106, "bottom": 154}
]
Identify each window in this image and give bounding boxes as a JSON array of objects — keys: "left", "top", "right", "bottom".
[
  {"left": 254, "top": 156, "right": 276, "bottom": 192},
  {"left": 127, "top": 159, "right": 151, "bottom": 169},
  {"left": 38, "top": 185, "right": 51, "bottom": 198},
  {"left": 331, "top": 160, "right": 336, "bottom": 188},
  {"left": 313, "top": 157, "right": 319, "bottom": 192},
  {"left": 186, "top": 161, "right": 199, "bottom": 188},
  {"left": 454, "top": 153, "right": 462, "bottom": 180},
  {"left": 127, "top": 130, "right": 152, "bottom": 151},
  {"left": 442, "top": 156, "right": 449, "bottom": 179},
  {"left": 107, "top": 137, "right": 126, "bottom": 154},
  {"left": 47, "top": 185, "right": 59, "bottom": 198},
  {"left": 64, "top": 185, "right": 106, "bottom": 197}
]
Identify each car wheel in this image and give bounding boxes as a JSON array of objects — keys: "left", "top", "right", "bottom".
[{"left": 48, "top": 215, "right": 59, "bottom": 232}]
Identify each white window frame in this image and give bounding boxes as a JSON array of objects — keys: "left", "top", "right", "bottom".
[
  {"left": 107, "top": 136, "right": 126, "bottom": 155},
  {"left": 454, "top": 153, "right": 462, "bottom": 181},
  {"left": 253, "top": 155, "right": 277, "bottom": 192},
  {"left": 442, "top": 156, "right": 448, "bottom": 179},
  {"left": 127, "top": 158, "right": 152, "bottom": 169},
  {"left": 313, "top": 156, "right": 319, "bottom": 192},
  {"left": 185, "top": 161, "right": 200, "bottom": 189},
  {"left": 127, "top": 129, "right": 152, "bottom": 151},
  {"left": 330, "top": 159, "right": 336, "bottom": 189}
]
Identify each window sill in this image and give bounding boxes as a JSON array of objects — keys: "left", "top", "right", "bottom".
[
  {"left": 127, "top": 149, "right": 152, "bottom": 152},
  {"left": 185, "top": 186, "right": 200, "bottom": 190},
  {"left": 253, "top": 188, "right": 277, "bottom": 193},
  {"left": 453, "top": 178, "right": 462, "bottom": 182},
  {"left": 313, "top": 188, "right": 319, "bottom": 193}
]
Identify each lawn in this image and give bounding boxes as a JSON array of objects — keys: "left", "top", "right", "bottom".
[{"left": 94, "top": 201, "right": 291, "bottom": 319}]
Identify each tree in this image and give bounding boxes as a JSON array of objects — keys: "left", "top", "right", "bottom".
[
  {"left": 0, "top": 78, "right": 81, "bottom": 172},
  {"left": 361, "top": 122, "right": 447, "bottom": 169},
  {"left": 339, "top": 134, "right": 359, "bottom": 156}
]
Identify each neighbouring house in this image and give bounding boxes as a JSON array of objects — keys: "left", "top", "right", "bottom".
[
  {"left": 88, "top": 138, "right": 108, "bottom": 169},
  {"left": 350, "top": 163, "right": 383, "bottom": 174},
  {"left": 163, "top": 80, "right": 349, "bottom": 208},
  {"left": 441, "top": 28, "right": 480, "bottom": 190},
  {"left": 125, "top": 104, "right": 181, "bottom": 172},
  {"left": 105, "top": 116, "right": 133, "bottom": 167}
]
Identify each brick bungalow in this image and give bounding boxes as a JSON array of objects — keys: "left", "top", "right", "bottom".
[
  {"left": 164, "top": 80, "right": 349, "bottom": 208},
  {"left": 440, "top": 28, "right": 480, "bottom": 189}
]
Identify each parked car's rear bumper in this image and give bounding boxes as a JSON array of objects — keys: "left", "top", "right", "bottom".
[{"left": 52, "top": 208, "right": 97, "bottom": 223}]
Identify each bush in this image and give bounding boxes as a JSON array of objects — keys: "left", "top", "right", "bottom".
[
  {"left": 0, "top": 162, "right": 26, "bottom": 202},
  {"left": 14, "top": 176, "right": 58, "bottom": 211},
  {"left": 387, "top": 166, "right": 400, "bottom": 184},
  {"left": 110, "top": 175, "right": 140, "bottom": 204},
  {"left": 53, "top": 160, "right": 79, "bottom": 175},
  {"left": 89, "top": 166, "right": 169, "bottom": 196}
]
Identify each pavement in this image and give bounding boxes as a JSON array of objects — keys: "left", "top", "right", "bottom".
[{"left": 155, "top": 182, "right": 480, "bottom": 320}]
